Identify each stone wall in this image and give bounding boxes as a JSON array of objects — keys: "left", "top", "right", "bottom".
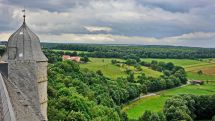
[
  {"left": 8, "top": 61, "right": 42, "bottom": 119},
  {"left": 36, "top": 61, "right": 48, "bottom": 120}
]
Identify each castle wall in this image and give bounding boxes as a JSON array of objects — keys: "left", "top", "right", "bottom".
[
  {"left": 8, "top": 61, "right": 42, "bottom": 119},
  {"left": 36, "top": 61, "right": 48, "bottom": 120}
]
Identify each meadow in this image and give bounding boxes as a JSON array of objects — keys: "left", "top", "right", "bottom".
[
  {"left": 80, "top": 58, "right": 162, "bottom": 79},
  {"left": 143, "top": 58, "right": 215, "bottom": 81},
  {"left": 123, "top": 82, "right": 215, "bottom": 119},
  {"left": 80, "top": 58, "right": 215, "bottom": 81}
]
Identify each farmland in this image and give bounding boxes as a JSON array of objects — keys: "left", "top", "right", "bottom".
[
  {"left": 80, "top": 58, "right": 162, "bottom": 79},
  {"left": 143, "top": 58, "right": 215, "bottom": 81},
  {"left": 80, "top": 58, "right": 215, "bottom": 81},
  {"left": 123, "top": 82, "right": 215, "bottom": 119}
]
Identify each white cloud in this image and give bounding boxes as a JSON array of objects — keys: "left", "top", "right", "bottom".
[
  {"left": 1, "top": 30, "right": 215, "bottom": 47},
  {"left": 84, "top": 26, "right": 112, "bottom": 33}
]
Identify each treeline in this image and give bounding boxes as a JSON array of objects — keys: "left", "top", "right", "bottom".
[
  {"left": 43, "top": 50, "right": 63, "bottom": 63},
  {"left": 52, "top": 44, "right": 215, "bottom": 59}
]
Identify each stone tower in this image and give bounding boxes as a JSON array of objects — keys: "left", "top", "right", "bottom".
[{"left": 1, "top": 12, "right": 48, "bottom": 120}]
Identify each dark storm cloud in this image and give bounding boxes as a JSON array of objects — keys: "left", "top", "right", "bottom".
[
  {"left": 2, "top": 0, "right": 89, "bottom": 11},
  {"left": 0, "top": 0, "right": 215, "bottom": 47},
  {"left": 138, "top": 0, "right": 215, "bottom": 12}
]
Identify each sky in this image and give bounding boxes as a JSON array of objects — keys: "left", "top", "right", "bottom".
[{"left": 0, "top": 0, "right": 215, "bottom": 48}]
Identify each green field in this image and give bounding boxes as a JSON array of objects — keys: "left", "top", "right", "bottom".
[
  {"left": 143, "top": 58, "right": 208, "bottom": 67},
  {"left": 53, "top": 49, "right": 89, "bottom": 54},
  {"left": 80, "top": 58, "right": 162, "bottom": 79},
  {"left": 80, "top": 58, "right": 127, "bottom": 79},
  {"left": 143, "top": 58, "right": 215, "bottom": 81},
  {"left": 187, "top": 72, "right": 215, "bottom": 81},
  {"left": 124, "top": 83, "right": 215, "bottom": 119}
]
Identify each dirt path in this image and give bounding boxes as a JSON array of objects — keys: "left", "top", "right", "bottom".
[
  {"left": 128, "top": 83, "right": 190, "bottom": 104},
  {"left": 129, "top": 93, "right": 157, "bottom": 103}
]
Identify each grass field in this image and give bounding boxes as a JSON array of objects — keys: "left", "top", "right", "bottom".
[
  {"left": 187, "top": 72, "right": 215, "bottom": 81},
  {"left": 124, "top": 83, "right": 215, "bottom": 119},
  {"left": 52, "top": 49, "right": 89, "bottom": 54},
  {"left": 80, "top": 58, "right": 127, "bottom": 79},
  {"left": 80, "top": 58, "right": 162, "bottom": 79},
  {"left": 143, "top": 58, "right": 215, "bottom": 81},
  {"left": 143, "top": 58, "right": 208, "bottom": 67}
]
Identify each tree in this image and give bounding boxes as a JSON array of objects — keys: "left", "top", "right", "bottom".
[
  {"left": 127, "top": 72, "right": 135, "bottom": 83},
  {"left": 141, "top": 84, "right": 147, "bottom": 94},
  {"left": 81, "top": 55, "right": 90, "bottom": 63},
  {"left": 136, "top": 65, "right": 143, "bottom": 71},
  {"left": 164, "top": 97, "right": 192, "bottom": 121},
  {"left": 139, "top": 110, "right": 152, "bottom": 121},
  {"left": 125, "top": 59, "right": 137, "bottom": 66},
  {"left": 212, "top": 116, "right": 215, "bottom": 121},
  {"left": 165, "top": 62, "right": 174, "bottom": 70},
  {"left": 139, "top": 111, "right": 165, "bottom": 121},
  {"left": 149, "top": 113, "right": 160, "bottom": 121},
  {"left": 197, "top": 70, "right": 203, "bottom": 75},
  {"left": 125, "top": 69, "right": 132, "bottom": 74},
  {"left": 96, "top": 70, "right": 103, "bottom": 76},
  {"left": 111, "top": 60, "right": 117, "bottom": 64}
]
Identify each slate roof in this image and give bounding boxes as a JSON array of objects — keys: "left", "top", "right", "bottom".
[
  {"left": 1, "top": 21, "right": 47, "bottom": 62},
  {"left": 0, "top": 73, "right": 42, "bottom": 121}
]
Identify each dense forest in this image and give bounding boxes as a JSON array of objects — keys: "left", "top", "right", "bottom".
[{"left": 51, "top": 44, "right": 215, "bottom": 59}]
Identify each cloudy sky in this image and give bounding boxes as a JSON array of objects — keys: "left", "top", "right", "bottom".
[{"left": 0, "top": 0, "right": 215, "bottom": 47}]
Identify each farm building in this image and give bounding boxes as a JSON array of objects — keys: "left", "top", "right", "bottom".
[
  {"left": 191, "top": 80, "right": 204, "bottom": 85},
  {"left": 63, "top": 55, "right": 81, "bottom": 62}
]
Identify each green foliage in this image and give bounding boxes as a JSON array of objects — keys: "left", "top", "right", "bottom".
[
  {"left": 212, "top": 116, "right": 215, "bottom": 121},
  {"left": 48, "top": 61, "right": 123, "bottom": 120},
  {"left": 164, "top": 94, "right": 215, "bottom": 121},
  {"left": 48, "top": 61, "right": 149, "bottom": 120},
  {"left": 43, "top": 49, "right": 62, "bottom": 63},
  {"left": 52, "top": 44, "right": 215, "bottom": 59},
  {"left": 139, "top": 111, "right": 165, "bottom": 121},
  {"left": 81, "top": 55, "right": 90, "bottom": 63},
  {"left": 125, "top": 59, "right": 138, "bottom": 66},
  {"left": 197, "top": 70, "right": 203, "bottom": 75},
  {"left": 164, "top": 96, "right": 193, "bottom": 121}
]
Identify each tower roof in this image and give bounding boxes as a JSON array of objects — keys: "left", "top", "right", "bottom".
[{"left": 2, "top": 16, "right": 47, "bottom": 62}]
